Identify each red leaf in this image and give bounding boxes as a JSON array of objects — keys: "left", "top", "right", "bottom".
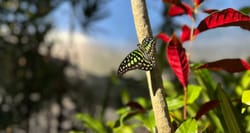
[
  {"left": 195, "top": 100, "right": 220, "bottom": 120},
  {"left": 167, "top": 34, "right": 189, "bottom": 87},
  {"left": 126, "top": 101, "right": 145, "bottom": 112},
  {"left": 195, "top": 8, "right": 250, "bottom": 35},
  {"left": 194, "top": 0, "right": 204, "bottom": 7},
  {"left": 197, "top": 58, "right": 250, "bottom": 73},
  {"left": 162, "top": 0, "right": 181, "bottom": 5},
  {"left": 157, "top": 33, "right": 171, "bottom": 43},
  {"left": 203, "top": 9, "right": 219, "bottom": 14},
  {"left": 181, "top": 25, "right": 191, "bottom": 42},
  {"left": 168, "top": 3, "right": 193, "bottom": 18},
  {"left": 195, "top": 99, "right": 240, "bottom": 120},
  {"left": 168, "top": 4, "right": 185, "bottom": 16}
]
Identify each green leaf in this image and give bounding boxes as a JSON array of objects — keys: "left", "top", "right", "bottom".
[
  {"left": 242, "top": 90, "right": 250, "bottom": 105},
  {"left": 241, "top": 71, "right": 250, "bottom": 88},
  {"left": 187, "top": 84, "right": 202, "bottom": 104},
  {"left": 135, "top": 110, "right": 155, "bottom": 133},
  {"left": 166, "top": 84, "right": 202, "bottom": 111},
  {"left": 113, "top": 125, "right": 134, "bottom": 133},
  {"left": 136, "top": 97, "right": 149, "bottom": 108},
  {"left": 216, "top": 84, "right": 243, "bottom": 133},
  {"left": 175, "top": 119, "right": 198, "bottom": 133},
  {"left": 192, "top": 64, "right": 216, "bottom": 99},
  {"left": 242, "top": 90, "right": 250, "bottom": 113},
  {"left": 115, "top": 108, "right": 135, "bottom": 127},
  {"left": 240, "top": 6, "right": 250, "bottom": 14},
  {"left": 235, "top": 71, "right": 250, "bottom": 95},
  {"left": 167, "top": 96, "right": 184, "bottom": 111},
  {"left": 121, "top": 89, "right": 130, "bottom": 104},
  {"left": 76, "top": 113, "right": 107, "bottom": 133},
  {"left": 116, "top": 108, "right": 128, "bottom": 115},
  {"left": 115, "top": 105, "right": 141, "bottom": 128}
]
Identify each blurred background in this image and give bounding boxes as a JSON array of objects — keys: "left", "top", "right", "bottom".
[{"left": 0, "top": 0, "right": 249, "bottom": 133}]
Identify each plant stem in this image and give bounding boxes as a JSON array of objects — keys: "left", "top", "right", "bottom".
[
  {"left": 187, "top": 17, "right": 195, "bottom": 61},
  {"left": 131, "top": 0, "right": 173, "bottom": 132},
  {"left": 183, "top": 86, "right": 187, "bottom": 120}
]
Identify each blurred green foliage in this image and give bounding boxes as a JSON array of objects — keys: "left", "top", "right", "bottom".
[
  {"left": 0, "top": 0, "right": 67, "bottom": 129},
  {"left": 0, "top": 0, "right": 110, "bottom": 132}
]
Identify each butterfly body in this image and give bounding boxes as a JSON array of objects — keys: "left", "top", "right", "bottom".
[{"left": 117, "top": 37, "right": 156, "bottom": 76}]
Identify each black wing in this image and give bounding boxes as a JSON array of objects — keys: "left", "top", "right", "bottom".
[{"left": 117, "top": 49, "right": 153, "bottom": 76}]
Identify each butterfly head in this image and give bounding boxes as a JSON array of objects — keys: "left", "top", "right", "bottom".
[{"left": 142, "top": 37, "right": 155, "bottom": 45}]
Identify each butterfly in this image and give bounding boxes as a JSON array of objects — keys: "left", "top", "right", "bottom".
[{"left": 117, "top": 37, "right": 156, "bottom": 76}]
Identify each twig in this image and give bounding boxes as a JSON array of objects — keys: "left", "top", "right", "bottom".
[{"left": 183, "top": 86, "right": 187, "bottom": 120}]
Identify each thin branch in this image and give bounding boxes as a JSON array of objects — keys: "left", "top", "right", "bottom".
[
  {"left": 183, "top": 86, "right": 187, "bottom": 120},
  {"left": 131, "top": 0, "right": 173, "bottom": 132}
]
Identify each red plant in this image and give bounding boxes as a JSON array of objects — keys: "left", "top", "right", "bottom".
[
  {"left": 162, "top": 0, "right": 181, "bottom": 5},
  {"left": 195, "top": 100, "right": 220, "bottom": 120},
  {"left": 158, "top": 7, "right": 250, "bottom": 86},
  {"left": 203, "top": 9, "right": 219, "bottom": 14},
  {"left": 168, "top": 3, "right": 193, "bottom": 18},
  {"left": 197, "top": 59, "right": 250, "bottom": 73},
  {"left": 156, "top": 33, "right": 171, "bottom": 43},
  {"left": 181, "top": 25, "right": 191, "bottom": 42},
  {"left": 159, "top": 0, "right": 250, "bottom": 120},
  {"left": 194, "top": 0, "right": 204, "bottom": 7},
  {"left": 167, "top": 34, "right": 189, "bottom": 88},
  {"left": 195, "top": 8, "right": 250, "bottom": 35}
]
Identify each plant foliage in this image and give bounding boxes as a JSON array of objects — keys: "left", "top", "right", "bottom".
[{"left": 73, "top": 0, "right": 250, "bottom": 132}]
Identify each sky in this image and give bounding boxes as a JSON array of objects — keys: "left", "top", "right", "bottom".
[
  {"left": 52, "top": 0, "right": 250, "bottom": 43},
  {"left": 49, "top": 0, "right": 250, "bottom": 75}
]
